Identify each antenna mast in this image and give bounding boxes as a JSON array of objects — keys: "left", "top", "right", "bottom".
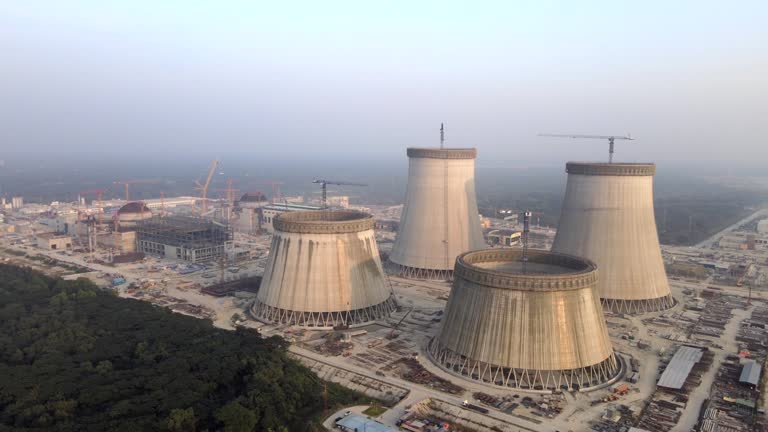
[{"left": 440, "top": 123, "right": 445, "bottom": 149}]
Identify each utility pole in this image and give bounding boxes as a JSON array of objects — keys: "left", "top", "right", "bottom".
[{"left": 440, "top": 123, "right": 445, "bottom": 149}]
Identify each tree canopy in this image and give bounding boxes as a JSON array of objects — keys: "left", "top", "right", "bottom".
[{"left": 0, "top": 264, "right": 362, "bottom": 431}]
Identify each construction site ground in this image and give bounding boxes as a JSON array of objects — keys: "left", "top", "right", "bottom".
[{"left": 4, "top": 211, "right": 768, "bottom": 432}]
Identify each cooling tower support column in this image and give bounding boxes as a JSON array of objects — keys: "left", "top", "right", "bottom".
[
  {"left": 389, "top": 148, "right": 486, "bottom": 280},
  {"left": 252, "top": 210, "right": 396, "bottom": 328},
  {"left": 428, "top": 249, "right": 621, "bottom": 391},
  {"left": 552, "top": 163, "right": 675, "bottom": 314}
]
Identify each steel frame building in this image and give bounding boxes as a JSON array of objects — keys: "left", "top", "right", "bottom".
[
  {"left": 136, "top": 215, "right": 232, "bottom": 263},
  {"left": 428, "top": 249, "right": 621, "bottom": 391}
]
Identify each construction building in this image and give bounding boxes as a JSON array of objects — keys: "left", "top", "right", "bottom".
[
  {"left": 136, "top": 215, "right": 232, "bottom": 263},
  {"left": 487, "top": 229, "right": 521, "bottom": 246},
  {"left": 36, "top": 233, "right": 72, "bottom": 250},
  {"left": 552, "top": 163, "right": 675, "bottom": 313},
  {"left": 252, "top": 210, "right": 396, "bottom": 328},
  {"left": 260, "top": 202, "right": 321, "bottom": 233},
  {"left": 428, "top": 249, "right": 620, "bottom": 391},
  {"left": 115, "top": 202, "right": 153, "bottom": 228},
  {"left": 234, "top": 192, "right": 268, "bottom": 233},
  {"left": 389, "top": 147, "right": 486, "bottom": 280}
]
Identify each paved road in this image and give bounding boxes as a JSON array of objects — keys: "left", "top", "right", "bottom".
[
  {"left": 291, "top": 345, "right": 553, "bottom": 432},
  {"left": 694, "top": 209, "right": 766, "bottom": 248}
]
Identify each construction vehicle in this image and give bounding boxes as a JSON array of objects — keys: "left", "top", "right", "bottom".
[
  {"left": 538, "top": 133, "right": 634, "bottom": 163},
  {"left": 386, "top": 308, "right": 413, "bottom": 339}
]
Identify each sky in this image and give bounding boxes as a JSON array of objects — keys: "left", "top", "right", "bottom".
[{"left": 1, "top": 1, "right": 766, "bottom": 164}]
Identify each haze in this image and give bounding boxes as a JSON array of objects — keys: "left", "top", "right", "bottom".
[{"left": 1, "top": 1, "right": 766, "bottom": 163}]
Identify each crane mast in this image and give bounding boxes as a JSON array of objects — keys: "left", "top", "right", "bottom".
[
  {"left": 538, "top": 133, "right": 634, "bottom": 163},
  {"left": 312, "top": 179, "right": 367, "bottom": 208},
  {"left": 522, "top": 211, "right": 531, "bottom": 274},
  {"left": 195, "top": 160, "right": 219, "bottom": 213}
]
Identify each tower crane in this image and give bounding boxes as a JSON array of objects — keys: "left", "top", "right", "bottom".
[
  {"left": 264, "top": 182, "right": 284, "bottom": 203},
  {"left": 522, "top": 211, "right": 532, "bottom": 274},
  {"left": 312, "top": 179, "right": 367, "bottom": 208},
  {"left": 194, "top": 160, "right": 219, "bottom": 213},
  {"left": 112, "top": 179, "right": 159, "bottom": 201},
  {"left": 538, "top": 133, "right": 634, "bottom": 163},
  {"left": 212, "top": 179, "right": 239, "bottom": 223},
  {"left": 79, "top": 189, "right": 106, "bottom": 226}
]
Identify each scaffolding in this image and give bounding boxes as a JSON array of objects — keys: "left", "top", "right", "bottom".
[{"left": 136, "top": 215, "right": 232, "bottom": 263}]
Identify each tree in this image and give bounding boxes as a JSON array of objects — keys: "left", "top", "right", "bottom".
[
  {"left": 167, "top": 407, "right": 196, "bottom": 432},
  {"left": 216, "top": 401, "right": 258, "bottom": 432}
]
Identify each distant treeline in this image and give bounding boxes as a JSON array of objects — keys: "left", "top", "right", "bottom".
[{"left": 0, "top": 264, "right": 365, "bottom": 431}]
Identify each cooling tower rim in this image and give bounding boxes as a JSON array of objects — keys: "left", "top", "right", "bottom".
[
  {"left": 273, "top": 209, "right": 374, "bottom": 234},
  {"left": 407, "top": 147, "right": 477, "bottom": 159},
  {"left": 455, "top": 249, "right": 598, "bottom": 291},
  {"left": 566, "top": 162, "right": 656, "bottom": 176}
]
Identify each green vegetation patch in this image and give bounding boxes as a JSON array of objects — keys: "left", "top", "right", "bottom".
[
  {"left": 362, "top": 405, "right": 387, "bottom": 417},
  {"left": 0, "top": 264, "right": 365, "bottom": 431}
]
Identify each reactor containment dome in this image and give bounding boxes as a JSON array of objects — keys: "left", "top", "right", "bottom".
[
  {"left": 428, "top": 249, "right": 620, "bottom": 391},
  {"left": 389, "top": 148, "right": 486, "bottom": 280},
  {"left": 551, "top": 162, "right": 675, "bottom": 314},
  {"left": 252, "top": 210, "right": 396, "bottom": 328}
]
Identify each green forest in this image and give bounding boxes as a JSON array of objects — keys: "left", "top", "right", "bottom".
[{"left": 0, "top": 264, "right": 364, "bottom": 431}]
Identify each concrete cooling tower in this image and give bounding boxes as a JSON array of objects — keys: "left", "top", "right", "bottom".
[
  {"left": 428, "top": 249, "right": 620, "bottom": 391},
  {"left": 552, "top": 162, "right": 674, "bottom": 314},
  {"left": 252, "top": 210, "right": 396, "bottom": 328},
  {"left": 389, "top": 148, "right": 486, "bottom": 280}
]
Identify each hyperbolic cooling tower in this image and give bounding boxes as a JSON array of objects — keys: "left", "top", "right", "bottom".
[
  {"left": 389, "top": 148, "right": 486, "bottom": 280},
  {"left": 252, "top": 210, "right": 396, "bottom": 327},
  {"left": 428, "top": 249, "right": 620, "bottom": 391},
  {"left": 552, "top": 162, "right": 674, "bottom": 314}
]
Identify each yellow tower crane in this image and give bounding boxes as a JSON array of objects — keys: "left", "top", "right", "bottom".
[{"left": 195, "top": 160, "right": 219, "bottom": 213}]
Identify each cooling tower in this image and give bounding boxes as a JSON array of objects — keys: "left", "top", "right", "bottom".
[
  {"left": 428, "top": 249, "right": 620, "bottom": 391},
  {"left": 552, "top": 162, "right": 674, "bottom": 314},
  {"left": 389, "top": 148, "right": 486, "bottom": 280},
  {"left": 252, "top": 210, "right": 396, "bottom": 328}
]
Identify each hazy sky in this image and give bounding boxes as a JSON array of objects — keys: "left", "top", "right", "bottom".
[{"left": 2, "top": 1, "right": 766, "bottom": 163}]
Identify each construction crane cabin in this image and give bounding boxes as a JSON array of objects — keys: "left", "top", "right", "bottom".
[{"left": 538, "top": 133, "right": 634, "bottom": 163}]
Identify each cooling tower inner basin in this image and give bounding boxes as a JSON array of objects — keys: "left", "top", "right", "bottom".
[
  {"left": 429, "top": 249, "right": 620, "bottom": 391},
  {"left": 474, "top": 261, "right": 576, "bottom": 275},
  {"left": 461, "top": 249, "right": 595, "bottom": 282},
  {"left": 253, "top": 210, "right": 396, "bottom": 328}
]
